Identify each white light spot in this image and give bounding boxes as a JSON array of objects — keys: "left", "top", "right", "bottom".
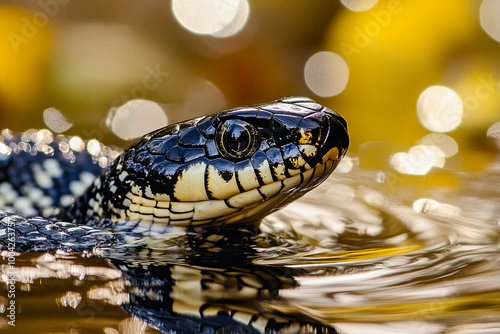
[
  {"left": 60, "top": 291, "right": 82, "bottom": 309},
  {"left": 98, "top": 157, "right": 109, "bottom": 168},
  {"left": 69, "top": 136, "right": 85, "bottom": 151},
  {"left": 335, "top": 156, "right": 353, "bottom": 173},
  {"left": 70, "top": 181, "right": 88, "bottom": 197},
  {"left": 43, "top": 159, "right": 63, "bottom": 178},
  {"left": 35, "top": 171, "right": 54, "bottom": 189},
  {"left": 172, "top": 0, "right": 248, "bottom": 37},
  {"left": 487, "top": 121, "right": 500, "bottom": 139},
  {"left": 480, "top": 0, "right": 500, "bottom": 42},
  {"left": 59, "top": 141, "right": 70, "bottom": 153},
  {"left": 376, "top": 171, "right": 385, "bottom": 183},
  {"left": 413, "top": 198, "right": 461, "bottom": 216},
  {"left": 390, "top": 145, "right": 445, "bottom": 175},
  {"left": 0, "top": 142, "right": 12, "bottom": 159},
  {"left": 14, "top": 197, "right": 35, "bottom": 215},
  {"left": 107, "top": 99, "right": 168, "bottom": 140},
  {"left": 38, "top": 196, "right": 53, "bottom": 208},
  {"left": 0, "top": 182, "right": 12, "bottom": 194},
  {"left": 35, "top": 129, "right": 54, "bottom": 144},
  {"left": 305, "top": 51, "right": 349, "bottom": 97},
  {"left": 341, "top": 0, "right": 379, "bottom": 11},
  {"left": 87, "top": 139, "right": 101, "bottom": 156},
  {"left": 43, "top": 108, "right": 73, "bottom": 133},
  {"left": 488, "top": 122, "right": 500, "bottom": 148},
  {"left": 212, "top": 0, "right": 249, "bottom": 37},
  {"left": 80, "top": 171, "right": 97, "bottom": 187},
  {"left": 60, "top": 194, "right": 74, "bottom": 207},
  {"left": 27, "top": 187, "right": 44, "bottom": 202},
  {"left": 416, "top": 86, "right": 463, "bottom": 133},
  {"left": 418, "top": 133, "right": 458, "bottom": 158}
]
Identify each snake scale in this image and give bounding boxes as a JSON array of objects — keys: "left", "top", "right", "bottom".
[{"left": 0, "top": 97, "right": 349, "bottom": 333}]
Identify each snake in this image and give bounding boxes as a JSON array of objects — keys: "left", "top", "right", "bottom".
[{"left": 0, "top": 97, "right": 349, "bottom": 332}]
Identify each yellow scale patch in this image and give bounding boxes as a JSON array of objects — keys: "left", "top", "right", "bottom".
[
  {"left": 206, "top": 164, "right": 240, "bottom": 199},
  {"left": 256, "top": 159, "right": 274, "bottom": 184},
  {"left": 298, "top": 144, "right": 317, "bottom": 158},
  {"left": 237, "top": 164, "right": 260, "bottom": 191},
  {"left": 174, "top": 162, "right": 209, "bottom": 201}
]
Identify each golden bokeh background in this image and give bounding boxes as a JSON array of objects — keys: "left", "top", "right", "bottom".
[{"left": 1, "top": 0, "right": 499, "bottom": 175}]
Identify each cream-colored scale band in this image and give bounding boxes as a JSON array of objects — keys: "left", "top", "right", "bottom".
[{"left": 113, "top": 155, "right": 335, "bottom": 227}]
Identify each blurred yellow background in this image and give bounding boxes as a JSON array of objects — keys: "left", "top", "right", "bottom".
[{"left": 0, "top": 0, "right": 499, "bottom": 175}]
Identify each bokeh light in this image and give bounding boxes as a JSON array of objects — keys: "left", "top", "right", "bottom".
[
  {"left": 487, "top": 122, "right": 500, "bottom": 139},
  {"left": 172, "top": 0, "right": 249, "bottom": 37},
  {"left": 107, "top": 99, "right": 168, "bottom": 140},
  {"left": 418, "top": 134, "right": 458, "bottom": 158},
  {"left": 43, "top": 108, "right": 73, "bottom": 133},
  {"left": 340, "top": 0, "right": 379, "bottom": 12},
  {"left": 335, "top": 156, "right": 353, "bottom": 173},
  {"left": 211, "top": 0, "right": 249, "bottom": 38},
  {"left": 480, "top": 0, "right": 500, "bottom": 43},
  {"left": 304, "top": 51, "right": 349, "bottom": 97},
  {"left": 69, "top": 136, "right": 85, "bottom": 151},
  {"left": 390, "top": 145, "right": 445, "bottom": 175},
  {"left": 487, "top": 121, "right": 500, "bottom": 147},
  {"left": 416, "top": 86, "right": 463, "bottom": 133},
  {"left": 0, "top": 142, "right": 11, "bottom": 156},
  {"left": 87, "top": 139, "right": 101, "bottom": 156}
]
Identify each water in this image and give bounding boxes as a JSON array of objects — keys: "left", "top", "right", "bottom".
[{"left": 1, "top": 156, "right": 500, "bottom": 333}]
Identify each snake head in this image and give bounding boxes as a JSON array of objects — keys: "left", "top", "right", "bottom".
[{"left": 85, "top": 97, "right": 349, "bottom": 228}]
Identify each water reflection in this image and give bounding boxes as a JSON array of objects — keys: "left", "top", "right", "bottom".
[
  {"left": 1, "top": 231, "right": 332, "bottom": 333},
  {"left": 1, "top": 157, "right": 500, "bottom": 332}
]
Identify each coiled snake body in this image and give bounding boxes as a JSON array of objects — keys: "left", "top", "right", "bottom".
[{"left": 0, "top": 97, "right": 348, "bottom": 333}]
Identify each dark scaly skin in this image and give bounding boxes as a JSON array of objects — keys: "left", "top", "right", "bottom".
[
  {"left": 0, "top": 211, "right": 118, "bottom": 253},
  {"left": 0, "top": 97, "right": 348, "bottom": 333}
]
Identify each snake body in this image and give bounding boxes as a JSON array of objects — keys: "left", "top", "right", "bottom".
[
  {"left": 1, "top": 97, "right": 348, "bottom": 250},
  {"left": 0, "top": 97, "right": 348, "bottom": 333}
]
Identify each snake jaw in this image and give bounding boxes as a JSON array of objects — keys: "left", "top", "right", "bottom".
[{"left": 77, "top": 97, "right": 349, "bottom": 228}]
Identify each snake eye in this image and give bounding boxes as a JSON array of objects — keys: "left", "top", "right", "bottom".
[{"left": 216, "top": 119, "right": 258, "bottom": 160}]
